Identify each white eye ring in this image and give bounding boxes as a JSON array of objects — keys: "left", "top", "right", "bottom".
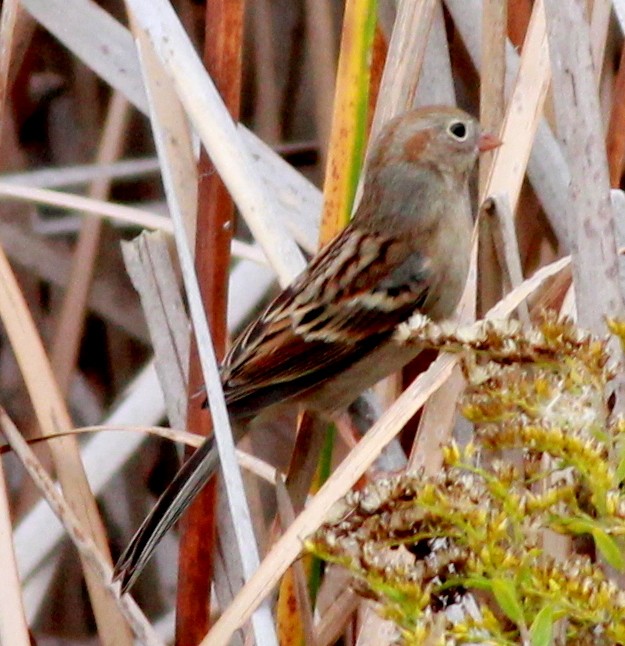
[{"left": 447, "top": 120, "right": 468, "bottom": 141}]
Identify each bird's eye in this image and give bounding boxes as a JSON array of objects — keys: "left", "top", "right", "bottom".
[{"left": 447, "top": 121, "right": 468, "bottom": 141}]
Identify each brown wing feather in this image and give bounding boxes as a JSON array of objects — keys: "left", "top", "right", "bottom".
[{"left": 220, "top": 224, "right": 431, "bottom": 419}]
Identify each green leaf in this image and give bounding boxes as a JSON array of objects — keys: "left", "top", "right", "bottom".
[
  {"left": 530, "top": 605, "right": 554, "bottom": 646},
  {"left": 592, "top": 527, "right": 625, "bottom": 571},
  {"left": 492, "top": 578, "right": 525, "bottom": 626},
  {"left": 554, "top": 516, "right": 594, "bottom": 534},
  {"left": 463, "top": 576, "right": 494, "bottom": 592}
]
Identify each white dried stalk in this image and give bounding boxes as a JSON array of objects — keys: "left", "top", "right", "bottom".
[
  {"left": 135, "top": 27, "right": 277, "bottom": 645},
  {"left": 481, "top": 0, "right": 550, "bottom": 216},
  {"left": 544, "top": 0, "right": 625, "bottom": 332},
  {"left": 0, "top": 157, "right": 161, "bottom": 188},
  {"left": 0, "top": 458, "right": 29, "bottom": 646},
  {"left": 0, "top": 182, "right": 172, "bottom": 231},
  {"left": 122, "top": 232, "right": 190, "bottom": 430}
]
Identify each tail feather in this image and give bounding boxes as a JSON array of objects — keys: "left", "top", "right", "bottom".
[{"left": 113, "top": 437, "right": 219, "bottom": 593}]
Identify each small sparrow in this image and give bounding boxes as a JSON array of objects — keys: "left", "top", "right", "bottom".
[{"left": 114, "top": 106, "right": 501, "bottom": 592}]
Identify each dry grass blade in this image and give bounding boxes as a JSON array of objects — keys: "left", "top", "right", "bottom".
[
  {"left": 315, "top": 587, "right": 359, "bottom": 646},
  {"left": 1, "top": 423, "right": 278, "bottom": 484},
  {"left": 50, "top": 91, "right": 131, "bottom": 398},
  {"left": 369, "top": 0, "right": 437, "bottom": 137},
  {"left": 0, "top": 0, "right": 21, "bottom": 136},
  {"left": 408, "top": 365, "right": 466, "bottom": 473},
  {"left": 483, "top": 196, "right": 530, "bottom": 323},
  {"left": 0, "top": 408, "right": 164, "bottom": 646},
  {"left": 133, "top": 28, "right": 198, "bottom": 248},
  {"left": 0, "top": 458, "right": 29, "bottom": 646},
  {"left": 275, "top": 476, "right": 317, "bottom": 646},
  {"left": 356, "top": 607, "right": 397, "bottom": 645},
  {"left": 250, "top": 0, "right": 281, "bottom": 143},
  {"left": 0, "top": 228, "right": 132, "bottom": 641},
  {"left": 0, "top": 182, "right": 172, "bottom": 230},
  {"left": 122, "top": 232, "right": 190, "bottom": 430},
  {"left": 304, "top": 0, "right": 336, "bottom": 169},
  {"left": 479, "top": 0, "right": 506, "bottom": 194},
  {"left": 481, "top": 0, "right": 550, "bottom": 215}
]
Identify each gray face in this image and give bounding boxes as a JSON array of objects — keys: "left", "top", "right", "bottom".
[
  {"left": 366, "top": 107, "right": 482, "bottom": 191},
  {"left": 356, "top": 108, "right": 481, "bottom": 232}
]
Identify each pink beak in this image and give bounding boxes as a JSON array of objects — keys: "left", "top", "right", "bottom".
[{"left": 478, "top": 132, "right": 503, "bottom": 152}]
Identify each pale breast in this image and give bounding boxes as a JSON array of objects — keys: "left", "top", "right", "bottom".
[{"left": 420, "top": 198, "right": 472, "bottom": 321}]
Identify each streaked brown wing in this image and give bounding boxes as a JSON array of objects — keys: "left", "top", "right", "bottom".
[{"left": 220, "top": 224, "right": 431, "bottom": 419}]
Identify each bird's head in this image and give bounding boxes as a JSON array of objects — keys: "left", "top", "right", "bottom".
[{"left": 367, "top": 106, "right": 501, "bottom": 188}]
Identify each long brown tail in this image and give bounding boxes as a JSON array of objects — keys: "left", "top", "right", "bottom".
[{"left": 113, "top": 436, "right": 219, "bottom": 593}]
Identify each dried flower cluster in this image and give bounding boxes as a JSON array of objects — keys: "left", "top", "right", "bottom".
[{"left": 308, "top": 314, "right": 625, "bottom": 645}]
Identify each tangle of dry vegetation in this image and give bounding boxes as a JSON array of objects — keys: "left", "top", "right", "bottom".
[{"left": 309, "top": 314, "right": 625, "bottom": 645}]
